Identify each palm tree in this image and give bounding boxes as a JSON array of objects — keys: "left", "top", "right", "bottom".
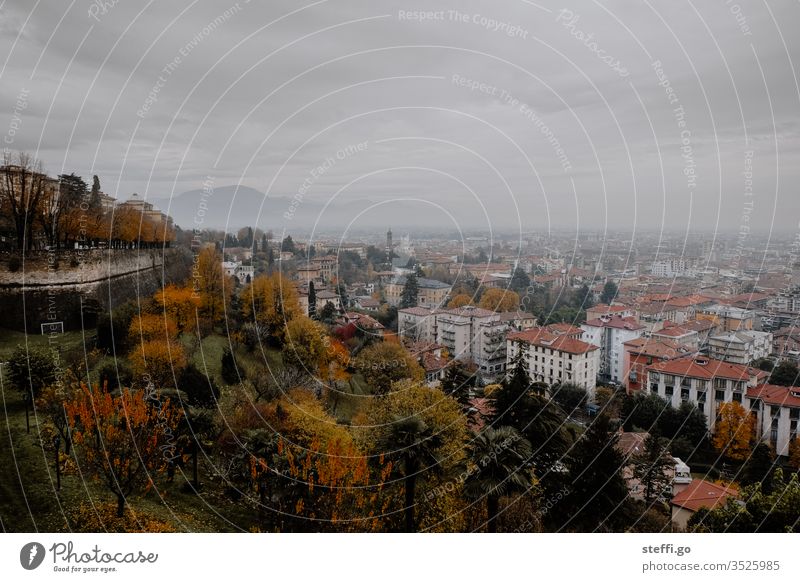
[
  {"left": 380, "top": 415, "right": 444, "bottom": 532},
  {"left": 464, "top": 426, "right": 533, "bottom": 532}
]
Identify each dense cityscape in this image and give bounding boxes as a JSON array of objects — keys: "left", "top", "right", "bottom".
[{"left": 1, "top": 156, "right": 799, "bottom": 534}]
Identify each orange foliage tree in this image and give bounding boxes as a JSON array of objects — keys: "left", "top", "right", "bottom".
[
  {"left": 65, "top": 383, "right": 182, "bottom": 517},
  {"left": 712, "top": 402, "right": 755, "bottom": 462},
  {"left": 128, "top": 313, "right": 179, "bottom": 343},
  {"left": 223, "top": 389, "right": 389, "bottom": 531}
]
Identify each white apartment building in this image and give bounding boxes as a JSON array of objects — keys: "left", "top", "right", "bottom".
[
  {"left": 398, "top": 305, "right": 532, "bottom": 382},
  {"left": 397, "top": 307, "right": 437, "bottom": 343},
  {"left": 506, "top": 328, "right": 600, "bottom": 396},
  {"left": 645, "top": 355, "right": 768, "bottom": 432},
  {"left": 707, "top": 330, "right": 773, "bottom": 365},
  {"left": 746, "top": 384, "right": 800, "bottom": 456},
  {"left": 651, "top": 258, "right": 690, "bottom": 278},
  {"left": 581, "top": 315, "right": 644, "bottom": 384}
]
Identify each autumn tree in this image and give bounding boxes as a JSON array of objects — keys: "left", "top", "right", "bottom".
[
  {"left": 241, "top": 272, "right": 302, "bottom": 345},
  {"left": 447, "top": 294, "right": 472, "bottom": 309},
  {"left": 355, "top": 341, "right": 424, "bottom": 394},
  {"left": 1, "top": 152, "right": 50, "bottom": 250},
  {"left": 222, "top": 389, "right": 388, "bottom": 532},
  {"left": 353, "top": 382, "right": 469, "bottom": 532},
  {"left": 128, "top": 339, "right": 187, "bottom": 390},
  {"left": 789, "top": 438, "right": 800, "bottom": 473},
  {"left": 154, "top": 285, "right": 201, "bottom": 334},
  {"left": 195, "top": 246, "right": 232, "bottom": 331},
  {"left": 479, "top": 288, "right": 520, "bottom": 312},
  {"left": 713, "top": 402, "right": 755, "bottom": 462},
  {"left": 128, "top": 313, "right": 179, "bottom": 343},
  {"left": 65, "top": 383, "right": 182, "bottom": 517},
  {"left": 282, "top": 317, "right": 331, "bottom": 376}
]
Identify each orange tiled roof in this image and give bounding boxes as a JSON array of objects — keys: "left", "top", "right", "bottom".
[{"left": 671, "top": 479, "right": 736, "bottom": 512}]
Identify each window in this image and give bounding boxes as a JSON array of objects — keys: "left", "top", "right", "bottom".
[
  {"left": 681, "top": 388, "right": 690, "bottom": 401},
  {"left": 665, "top": 386, "right": 674, "bottom": 398},
  {"left": 715, "top": 390, "right": 725, "bottom": 401},
  {"left": 732, "top": 393, "right": 742, "bottom": 403},
  {"left": 650, "top": 383, "right": 658, "bottom": 393},
  {"left": 697, "top": 390, "right": 707, "bottom": 403}
]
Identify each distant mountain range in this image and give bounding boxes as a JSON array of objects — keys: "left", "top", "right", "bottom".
[{"left": 150, "top": 185, "right": 492, "bottom": 232}]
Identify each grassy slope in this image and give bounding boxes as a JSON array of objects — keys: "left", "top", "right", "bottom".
[{"left": 0, "top": 328, "right": 369, "bottom": 532}]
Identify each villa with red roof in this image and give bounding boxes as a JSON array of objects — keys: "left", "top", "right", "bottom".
[{"left": 671, "top": 479, "right": 737, "bottom": 531}]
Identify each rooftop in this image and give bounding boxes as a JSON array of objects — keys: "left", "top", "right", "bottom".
[
  {"left": 671, "top": 479, "right": 737, "bottom": 513},
  {"left": 746, "top": 383, "right": 800, "bottom": 408},
  {"left": 583, "top": 315, "right": 644, "bottom": 331},
  {"left": 647, "top": 355, "right": 766, "bottom": 381},
  {"left": 508, "top": 328, "right": 598, "bottom": 355}
]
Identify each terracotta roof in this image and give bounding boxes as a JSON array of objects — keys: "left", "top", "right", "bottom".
[
  {"left": 495, "top": 310, "right": 536, "bottom": 322},
  {"left": 588, "top": 303, "right": 630, "bottom": 314},
  {"left": 508, "top": 329, "right": 598, "bottom": 355},
  {"left": 398, "top": 307, "right": 434, "bottom": 317},
  {"left": 583, "top": 315, "right": 644, "bottom": 331},
  {"left": 746, "top": 384, "right": 800, "bottom": 408},
  {"left": 344, "top": 312, "right": 385, "bottom": 330},
  {"left": 666, "top": 294, "right": 711, "bottom": 308},
  {"left": 544, "top": 323, "right": 584, "bottom": 336},
  {"left": 421, "top": 353, "right": 449, "bottom": 373},
  {"left": 671, "top": 479, "right": 736, "bottom": 513},
  {"left": 653, "top": 326, "right": 697, "bottom": 338},
  {"left": 665, "top": 319, "right": 715, "bottom": 332},
  {"left": 647, "top": 355, "right": 765, "bottom": 381},
  {"left": 623, "top": 338, "right": 693, "bottom": 359},
  {"left": 438, "top": 306, "right": 496, "bottom": 318},
  {"left": 616, "top": 431, "right": 648, "bottom": 460}
]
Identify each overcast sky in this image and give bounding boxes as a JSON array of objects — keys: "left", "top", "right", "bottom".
[{"left": 1, "top": 0, "right": 798, "bottom": 234}]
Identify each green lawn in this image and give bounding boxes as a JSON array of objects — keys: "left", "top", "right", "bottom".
[{"left": 0, "top": 328, "right": 88, "bottom": 362}]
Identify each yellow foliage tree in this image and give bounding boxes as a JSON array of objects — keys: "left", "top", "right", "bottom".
[
  {"left": 240, "top": 272, "right": 302, "bottom": 345},
  {"left": 282, "top": 316, "right": 330, "bottom": 376},
  {"left": 195, "top": 246, "right": 233, "bottom": 331},
  {"left": 355, "top": 341, "right": 424, "bottom": 394},
  {"left": 154, "top": 285, "right": 201, "bottom": 333},
  {"left": 479, "top": 288, "right": 520, "bottom": 312},
  {"left": 447, "top": 293, "right": 473, "bottom": 308},
  {"left": 129, "top": 339, "right": 187, "bottom": 389},
  {"left": 712, "top": 402, "right": 755, "bottom": 461}
]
